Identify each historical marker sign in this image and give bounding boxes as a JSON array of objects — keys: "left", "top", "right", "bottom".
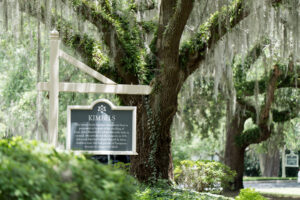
[
  {"left": 286, "top": 153, "right": 299, "bottom": 167},
  {"left": 67, "top": 99, "right": 137, "bottom": 155}
]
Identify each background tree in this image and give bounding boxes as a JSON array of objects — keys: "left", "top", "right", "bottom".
[
  {"left": 172, "top": 36, "right": 300, "bottom": 190},
  {"left": 172, "top": 78, "right": 226, "bottom": 166}
]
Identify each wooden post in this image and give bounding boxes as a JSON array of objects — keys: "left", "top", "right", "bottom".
[
  {"left": 282, "top": 145, "right": 286, "bottom": 178},
  {"left": 49, "top": 30, "right": 60, "bottom": 146},
  {"left": 36, "top": 30, "right": 151, "bottom": 148}
]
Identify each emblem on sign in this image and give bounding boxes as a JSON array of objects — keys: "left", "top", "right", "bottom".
[{"left": 98, "top": 105, "right": 106, "bottom": 113}]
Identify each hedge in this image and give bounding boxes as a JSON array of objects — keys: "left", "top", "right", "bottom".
[{"left": 0, "top": 137, "right": 136, "bottom": 200}]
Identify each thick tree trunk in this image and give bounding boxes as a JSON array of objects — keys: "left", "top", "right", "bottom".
[
  {"left": 128, "top": 98, "right": 174, "bottom": 181},
  {"left": 259, "top": 149, "right": 280, "bottom": 177},
  {"left": 128, "top": 0, "right": 191, "bottom": 179},
  {"left": 224, "top": 134, "right": 246, "bottom": 190},
  {"left": 259, "top": 125, "right": 283, "bottom": 177},
  {"left": 127, "top": 71, "right": 181, "bottom": 182},
  {"left": 224, "top": 106, "right": 247, "bottom": 191}
]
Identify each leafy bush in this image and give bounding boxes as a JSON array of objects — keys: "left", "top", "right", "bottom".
[
  {"left": 244, "top": 151, "right": 261, "bottom": 177},
  {"left": 235, "top": 188, "right": 266, "bottom": 200},
  {"left": 135, "top": 182, "right": 233, "bottom": 200},
  {"left": 112, "top": 162, "right": 131, "bottom": 173},
  {"left": 174, "top": 160, "right": 236, "bottom": 193},
  {"left": 0, "top": 137, "right": 136, "bottom": 200}
]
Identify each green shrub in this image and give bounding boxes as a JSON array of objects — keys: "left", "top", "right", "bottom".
[
  {"left": 235, "top": 188, "right": 267, "bottom": 200},
  {"left": 0, "top": 137, "right": 136, "bottom": 200},
  {"left": 244, "top": 151, "right": 261, "bottom": 177},
  {"left": 174, "top": 160, "right": 236, "bottom": 193},
  {"left": 113, "top": 162, "right": 131, "bottom": 173}
]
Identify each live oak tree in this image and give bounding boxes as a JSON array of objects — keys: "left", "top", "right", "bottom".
[
  {"left": 225, "top": 46, "right": 300, "bottom": 189},
  {"left": 11, "top": 0, "right": 293, "bottom": 190},
  {"left": 174, "top": 39, "right": 299, "bottom": 190},
  {"left": 15, "top": 0, "right": 248, "bottom": 182}
]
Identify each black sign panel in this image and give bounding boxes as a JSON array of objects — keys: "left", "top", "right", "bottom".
[
  {"left": 67, "top": 99, "right": 137, "bottom": 154},
  {"left": 286, "top": 154, "right": 298, "bottom": 167}
]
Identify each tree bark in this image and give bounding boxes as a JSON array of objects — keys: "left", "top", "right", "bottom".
[
  {"left": 122, "top": 82, "right": 180, "bottom": 181},
  {"left": 224, "top": 103, "right": 247, "bottom": 191},
  {"left": 128, "top": 0, "right": 194, "bottom": 182},
  {"left": 259, "top": 124, "right": 284, "bottom": 177},
  {"left": 259, "top": 149, "right": 280, "bottom": 177}
]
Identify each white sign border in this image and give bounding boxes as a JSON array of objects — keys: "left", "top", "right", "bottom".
[
  {"left": 285, "top": 153, "right": 299, "bottom": 167},
  {"left": 67, "top": 99, "right": 137, "bottom": 155}
]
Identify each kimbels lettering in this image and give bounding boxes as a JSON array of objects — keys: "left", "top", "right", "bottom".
[{"left": 88, "top": 114, "right": 116, "bottom": 122}]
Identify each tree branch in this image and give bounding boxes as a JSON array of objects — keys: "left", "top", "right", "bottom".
[
  {"left": 180, "top": 0, "right": 250, "bottom": 77},
  {"left": 259, "top": 65, "right": 282, "bottom": 123},
  {"left": 241, "top": 63, "right": 300, "bottom": 97},
  {"left": 242, "top": 65, "right": 283, "bottom": 146},
  {"left": 156, "top": 0, "right": 177, "bottom": 48},
  {"left": 19, "top": 0, "right": 144, "bottom": 84},
  {"left": 159, "top": 0, "right": 194, "bottom": 58},
  {"left": 235, "top": 64, "right": 296, "bottom": 147},
  {"left": 61, "top": 0, "right": 142, "bottom": 84},
  {"left": 180, "top": 0, "right": 284, "bottom": 78}
]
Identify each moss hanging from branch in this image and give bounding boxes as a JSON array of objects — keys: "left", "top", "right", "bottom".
[
  {"left": 67, "top": 0, "right": 149, "bottom": 83},
  {"left": 179, "top": 0, "right": 248, "bottom": 72}
]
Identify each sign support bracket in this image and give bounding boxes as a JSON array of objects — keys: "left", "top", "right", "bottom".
[{"left": 38, "top": 30, "right": 152, "bottom": 147}]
